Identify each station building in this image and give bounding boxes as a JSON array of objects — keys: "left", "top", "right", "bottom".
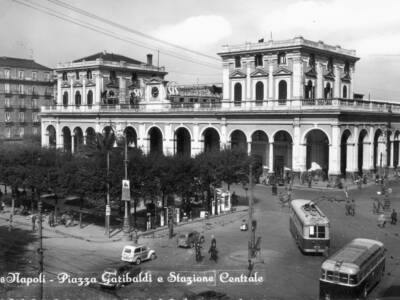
[{"left": 40, "top": 37, "right": 400, "bottom": 181}]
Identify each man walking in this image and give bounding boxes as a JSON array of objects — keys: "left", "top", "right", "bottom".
[
  {"left": 391, "top": 209, "right": 397, "bottom": 225},
  {"left": 31, "top": 214, "right": 37, "bottom": 231}
]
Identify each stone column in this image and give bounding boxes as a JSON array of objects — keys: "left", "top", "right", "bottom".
[
  {"left": 83, "top": 134, "right": 87, "bottom": 145},
  {"left": 71, "top": 133, "right": 75, "bottom": 154},
  {"left": 349, "top": 66, "right": 355, "bottom": 98},
  {"left": 192, "top": 123, "right": 200, "bottom": 156},
  {"left": 95, "top": 73, "right": 102, "bottom": 105},
  {"left": 291, "top": 56, "right": 303, "bottom": 104},
  {"left": 138, "top": 123, "right": 146, "bottom": 153},
  {"left": 352, "top": 126, "right": 359, "bottom": 173},
  {"left": 368, "top": 127, "right": 375, "bottom": 171},
  {"left": 390, "top": 139, "right": 394, "bottom": 168},
  {"left": 41, "top": 122, "right": 48, "bottom": 147},
  {"left": 268, "top": 142, "right": 274, "bottom": 174},
  {"left": 222, "top": 61, "right": 230, "bottom": 100},
  {"left": 268, "top": 62, "right": 274, "bottom": 100},
  {"left": 247, "top": 141, "right": 252, "bottom": 156},
  {"left": 56, "top": 120, "right": 62, "bottom": 149},
  {"left": 334, "top": 65, "right": 341, "bottom": 98},
  {"left": 316, "top": 62, "right": 323, "bottom": 99},
  {"left": 82, "top": 78, "right": 86, "bottom": 106},
  {"left": 292, "top": 118, "right": 302, "bottom": 173},
  {"left": 57, "top": 74, "right": 62, "bottom": 104},
  {"left": 363, "top": 141, "right": 372, "bottom": 171},
  {"left": 328, "top": 125, "right": 341, "bottom": 176},
  {"left": 164, "top": 123, "right": 173, "bottom": 155},
  {"left": 221, "top": 119, "right": 227, "bottom": 150},
  {"left": 70, "top": 79, "right": 74, "bottom": 106},
  {"left": 246, "top": 59, "right": 252, "bottom": 102},
  {"left": 346, "top": 142, "right": 355, "bottom": 175},
  {"left": 119, "top": 76, "right": 126, "bottom": 104}
]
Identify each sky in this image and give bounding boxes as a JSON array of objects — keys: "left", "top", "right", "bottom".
[{"left": 1, "top": 0, "right": 400, "bottom": 100}]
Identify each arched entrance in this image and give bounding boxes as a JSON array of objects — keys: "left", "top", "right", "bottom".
[
  {"left": 251, "top": 130, "right": 269, "bottom": 166},
  {"left": 148, "top": 127, "right": 163, "bottom": 156},
  {"left": 175, "top": 127, "right": 191, "bottom": 157},
  {"left": 340, "top": 130, "right": 352, "bottom": 177},
  {"left": 85, "top": 127, "right": 97, "bottom": 148},
  {"left": 73, "top": 127, "right": 84, "bottom": 152},
  {"left": 373, "top": 129, "right": 385, "bottom": 171},
  {"left": 203, "top": 128, "right": 220, "bottom": 152},
  {"left": 305, "top": 129, "right": 329, "bottom": 178},
  {"left": 124, "top": 127, "right": 137, "bottom": 148},
  {"left": 358, "top": 129, "right": 369, "bottom": 174},
  {"left": 230, "top": 130, "right": 247, "bottom": 152},
  {"left": 46, "top": 125, "right": 56, "bottom": 147},
  {"left": 273, "top": 131, "right": 292, "bottom": 178},
  {"left": 62, "top": 127, "right": 72, "bottom": 152}
]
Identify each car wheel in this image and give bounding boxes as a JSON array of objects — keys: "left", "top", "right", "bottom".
[
  {"left": 150, "top": 253, "right": 156, "bottom": 260},
  {"left": 135, "top": 258, "right": 141, "bottom": 265}
]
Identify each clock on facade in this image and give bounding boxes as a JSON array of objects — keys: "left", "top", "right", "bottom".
[{"left": 151, "top": 87, "right": 159, "bottom": 98}]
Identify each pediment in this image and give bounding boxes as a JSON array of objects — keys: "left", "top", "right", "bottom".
[
  {"left": 85, "top": 80, "right": 95, "bottom": 87},
  {"left": 273, "top": 67, "right": 292, "bottom": 76},
  {"left": 250, "top": 68, "right": 268, "bottom": 78},
  {"left": 324, "top": 70, "right": 335, "bottom": 80},
  {"left": 304, "top": 67, "right": 317, "bottom": 78},
  {"left": 61, "top": 82, "right": 71, "bottom": 88},
  {"left": 229, "top": 69, "right": 246, "bottom": 79},
  {"left": 144, "top": 77, "right": 164, "bottom": 85},
  {"left": 73, "top": 81, "right": 83, "bottom": 88},
  {"left": 341, "top": 73, "right": 351, "bottom": 82}
]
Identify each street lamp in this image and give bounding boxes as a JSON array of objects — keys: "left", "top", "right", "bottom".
[{"left": 119, "top": 128, "right": 131, "bottom": 237}]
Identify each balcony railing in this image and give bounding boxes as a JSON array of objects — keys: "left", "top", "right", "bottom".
[{"left": 40, "top": 98, "right": 400, "bottom": 115}]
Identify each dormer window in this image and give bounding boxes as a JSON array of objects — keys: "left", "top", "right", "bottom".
[
  {"left": 255, "top": 54, "right": 263, "bottom": 67},
  {"left": 62, "top": 72, "right": 68, "bottom": 81},
  {"left": 278, "top": 52, "right": 286, "bottom": 65},
  {"left": 327, "top": 58, "right": 333, "bottom": 72},
  {"left": 309, "top": 54, "right": 315, "bottom": 69},
  {"left": 235, "top": 56, "right": 241, "bottom": 68},
  {"left": 86, "top": 70, "right": 92, "bottom": 79}
]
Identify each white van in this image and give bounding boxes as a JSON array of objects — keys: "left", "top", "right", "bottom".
[{"left": 121, "top": 245, "right": 156, "bottom": 265}]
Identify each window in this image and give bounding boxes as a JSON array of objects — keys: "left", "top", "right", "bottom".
[
  {"left": 19, "top": 127, "right": 24, "bottom": 138},
  {"left": 32, "top": 99, "right": 38, "bottom": 108},
  {"left": 5, "top": 98, "right": 10, "bottom": 107},
  {"left": 305, "top": 80, "right": 314, "bottom": 99},
  {"left": 4, "top": 69, "right": 10, "bottom": 79},
  {"left": 324, "top": 82, "right": 332, "bottom": 99},
  {"left": 63, "top": 91, "right": 69, "bottom": 107},
  {"left": 18, "top": 70, "right": 24, "bottom": 79},
  {"left": 32, "top": 112, "right": 38, "bottom": 122},
  {"left": 75, "top": 71, "right": 80, "bottom": 80},
  {"left": 19, "top": 112, "right": 24, "bottom": 122},
  {"left": 5, "top": 128, "right": 11, "bottom": 138},
  {"left": 339, "top": 273, "right": 349, "bottom": 284},
  {"left": 44, "top": 72, "right": 50, "bottom": 81},
  {"left": 75, "top": 91, "right": 81, "bottom": 107},
  {"left": 327, "top": 58, "right": 333, "bottom": 72},
  {"left": 179, "top": 98, "right": 184, "bottom": 103},
  {"left": 309, "top": 226, "right": 316, "bottom": 237},
  {"left": 235, "top": 56, "right": 241, "bottom": 68},
  {"left": 86, "top": 70, "right": 92, "bottom": 79},
  {"left": 255, "top": 81, "right": 264, "bottom": 103},
  {"left": 110, "top": 70, "right": 117, "bottom": 81},
  {"left": 62, "top": 72, "right": 68, "bottom": 81},
  {"left": 33, "top": 127, "right": 38, "bottom": 135},
  {"left": 317, "top": 226, "right": 325, "bottom": 238},
  {"left": 87, "top": 90, "right": 93, "bottom": 107},
  {"left": 234, "top": 82, "right": 242, "bottom": 105},
  {"left": 255, "top": 54, "right": 263, "bottom": 67},
  {"left": 278, "top": 80, "right": 287, "bottom": 102},
  {"left": 5, "top": 83, "right": 10, "bottom": 93},
  {"left": 5, "top": 112, "right": 11, "bottom": 122},
  {"left": 343, "top": 86, "right": 347, "bottom": 99},
  {"left": 32, "top": 72, "right": 37, "bottom": 81},
  {"left": 309, "top": 54, "right": 315, "bottom": 68},
  {"left": 18, "top": 84, "right": 24, "bottom": 94},
  {"left": 278, "top": 52, "right": 286, "bottom": 64}
]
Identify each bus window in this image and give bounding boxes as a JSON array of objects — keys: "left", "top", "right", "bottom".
[
  {"left": 309, "top": 226, "right": 316, "bottom": 237},
  {"left": 317, "top": 226, "right": 326, "bottom": 238},
  {"left": 339, "top": 273, "right": 348, "bottom": 284}
]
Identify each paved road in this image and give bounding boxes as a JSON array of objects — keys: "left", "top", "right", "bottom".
[{"left": 1, "top": 181, "right": 400, "bottom": 299}]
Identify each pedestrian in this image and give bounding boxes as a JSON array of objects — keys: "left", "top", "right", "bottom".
[
  {"left": 0, "top": 200, "right": 4, "bottom": 213},
  {"left": 48, "top": 211, "right": 55, "bottom": 227},
  {"left": 247, "top": 259, "right": 254, "bottom": 278},
  {"left": 373, "top": 199, "right": 379, "bottom": 214},
  {"left": 345, "top": 199, "right": 351, "bottom": 216},
  {"left": 391, "top": 209, "right": 397, "bottom": 225},
  {"left": 378, "top": 214, "right": 386, "bottom": 228},
  {"left": 31, "top": 214, "right": 37, "bottom": 231},
  {"left": 350, "top": 199, "right": 356, "bottom": 216}
]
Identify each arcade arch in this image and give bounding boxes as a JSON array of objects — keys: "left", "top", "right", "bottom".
[
  {"left": 305, "top": 129, "right": 329, "bottom": 177},
  {"left": 251, "top": 130, "right": 269, "bottom": 166},
  {"left": 62, "top": 127, "right": 72, "bottom": 152},
  {"left": 340, "top": 130, "right": 352, "bottom": 176},
  {"left": 46, "top": 125, "right": 56, "bottom": 147},
  {"left": 175, "top": 127, "right": 191, "bottom": 157},
  {"left": 148, "top": 127, "right": 163, "bottom": 156},
  {"left": 230, "top": 130, "right": 247, "bottom": 152},
  {"left": 202, "top": 127, "right": 220, "bottom": 152},
  {"left": 273, "top": 130, "right": 292, "bottom": 177}
]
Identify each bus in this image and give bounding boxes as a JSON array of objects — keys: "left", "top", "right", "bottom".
[
  {"left": 289, "top": 199, "right": 330, "bottom": 254},
  {"left": 319, "top": 238, "right": 386, "bottom": 300}
]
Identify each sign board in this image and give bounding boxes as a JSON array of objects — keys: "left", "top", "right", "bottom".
[
  {"left": 121, "top": 180, "right": 130, "bottom": 201},
  {"left": 105, "top": 205, "right": 111, "bottom": 216}
]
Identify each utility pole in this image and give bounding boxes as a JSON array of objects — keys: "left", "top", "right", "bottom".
[
  {"left": 105, "top": 150, "right": 110, "bottom": 238},
  {"left": 38, "top": 198, "right": 43, "bottom": 300},
  {"left": 122, "top": 130, "right": 131, "bottom": 238},
  {"left": 248, "top": 164, "right": 255, "bottom": 259}
]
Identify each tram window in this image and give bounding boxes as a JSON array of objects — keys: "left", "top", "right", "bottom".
[
  {"left": 339, "top": 273, "right": 348, "bottom": 283},
  {"left": 309, "top": 226, "right": 316, "bottom": 237},
  {"left": 349, "top": 275, "right": 357, "bottom": 284},
  {"left": 317, "top": 226, "right": 326, "bottom": 238}
]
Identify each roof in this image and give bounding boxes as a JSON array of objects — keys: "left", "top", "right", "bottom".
[
  {"left": 290, "top": 199, "right": 329, "bottom": 226},
  {"left": 0, "top": 56, "right": 52, "bottom": 70},
  {"left": 73, "top": 52, "right": 145, "bottom": 65},
  {"left": 322, "top": 238, "right": 384, "bottom": 273}
]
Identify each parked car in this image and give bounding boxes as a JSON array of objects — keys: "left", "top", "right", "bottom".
[
  {"left": 177, "top": 230, "right": 205, "bottom": 248},
  {"left": 121, "top": 245, "right": 156, "bottom": 265},
  {"left": 98, "top": 264, "right": 141, "bottom": 289}
]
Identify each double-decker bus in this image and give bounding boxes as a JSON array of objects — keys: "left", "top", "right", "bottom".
[
  {"left": 319, "top": 238, "right": 386, "bottom": 300},
  {"left": 289, "top": 199, "right": 330, "bottom": 254}
]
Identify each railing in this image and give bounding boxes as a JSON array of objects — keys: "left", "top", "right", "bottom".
[{"left": 40, "top": 98, "right": 400, "bottom": 114}]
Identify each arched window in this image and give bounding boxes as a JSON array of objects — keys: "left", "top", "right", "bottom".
[
  {"left": 278, "top": 52, "right": 286, "bottom": 64},
  {"left": 343, "top": 85, "right": 347, "bottom": 99},
  {"left": 234, "top": 82, "right": 242, "bottom": 106},
  {"left": 255, "top": 54, "right": 263, "bottom": 67},
  {"left": 62, "top": 72, "right": 68, "bottom": 81},
  {"left": 75, "top": 91, "right": 81, "bottom": 107},
  {"left": 305, "top": 80, "right": 313, "bottom": 99},
  {"left": 63, "top": 91, "right": 68, "bottom": 107},
  {"left": 324, "top": 82, "right": 332, "bottom": 99},
  {"left": 278, "top": 80, "right": 287, "bottom": 104},
  {"left": 87, "top": 90, "right": 93, "bottom": 107},
  {"left": 86, "top": 70, "right": 92, "bottom": 79},
  {"left": 255, "top": 81, "right": 264, "bottom": 104}
]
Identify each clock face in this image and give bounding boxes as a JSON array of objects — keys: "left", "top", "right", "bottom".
[{"left": 151, "top": 87, "right": 159, "bottom": 98}]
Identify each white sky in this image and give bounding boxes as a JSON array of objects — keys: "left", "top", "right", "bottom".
[{"left": 1, "top": 0, "right": 400, "bottom": 100}]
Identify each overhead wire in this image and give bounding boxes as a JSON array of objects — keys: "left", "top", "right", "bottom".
[{"left": 13, "top": 0, "right": 221, "bottom": 71}]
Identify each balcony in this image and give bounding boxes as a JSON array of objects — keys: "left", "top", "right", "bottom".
[{"left": 40, "top": 98, "right": 400, "bottom": 115}]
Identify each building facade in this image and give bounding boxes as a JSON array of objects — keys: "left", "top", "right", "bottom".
[
  {"left": 40, "top": 37, "right": 400, "bottom": 182},
  {"left": 0, "top": 57, "right": 54, "bottom": 141}
]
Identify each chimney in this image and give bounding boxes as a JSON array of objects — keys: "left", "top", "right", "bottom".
[{"left": 147, "top": 54, "right": 153, "bottom": 65}]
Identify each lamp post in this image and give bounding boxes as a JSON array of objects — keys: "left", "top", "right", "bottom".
[
  {"left": 105, "top": 148, "right": 111, "bottom": 238},
  {"left": 122, "top": 130, "right": 131, "bottom": 237}
]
